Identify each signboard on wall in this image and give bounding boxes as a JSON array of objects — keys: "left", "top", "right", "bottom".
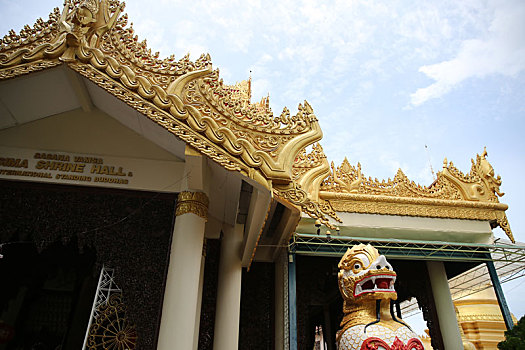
[{"left": 0, "top": 147, "right": 184, "bottom": 193}]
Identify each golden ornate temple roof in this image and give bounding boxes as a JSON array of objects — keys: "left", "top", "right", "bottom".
[
  {"left": 0, "top": 0, "right": 513, "bottom": 241},
  {"left": 318, "top": 147, "right": 512, "bottom": 241},
  {"left": 0, "top": 0, "right": 321, "bottom": 187}
]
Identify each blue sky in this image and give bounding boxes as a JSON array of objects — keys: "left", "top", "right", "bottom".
[{"left": 2, "top": 0, "right": 525, "bottom": 333}]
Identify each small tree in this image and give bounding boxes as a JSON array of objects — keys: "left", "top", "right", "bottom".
[{"left": 498, "top": 316, "right": 525, "bottom": 350}]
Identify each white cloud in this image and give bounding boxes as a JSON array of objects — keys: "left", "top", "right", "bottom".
[
  {"left": 410, "top": 0, "right": 525, "bottom": 106},
  {"left": 251, "top": 78, "right": 271, "bottom": 103}
]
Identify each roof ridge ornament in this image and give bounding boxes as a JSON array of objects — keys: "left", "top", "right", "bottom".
[
  {"left": 442, "top": 146, "right": 504, "bottom": 202},
  {"left": 58, "top": 0, "right": 125, "bottom": 61},
  {"left": 322, "top": 148, "right": 504, "bottom": 202},
  {"left": 0, "top": 0, "right": 212, "bottom": 76},
  {"left": 1, "top": 9, "right": 61, "bottom": 49}
]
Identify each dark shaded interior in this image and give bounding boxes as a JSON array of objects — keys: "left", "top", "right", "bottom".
[
  {"left": 0, "top": 240, "right": 96, "bottom": 349},
  {"left": 0, "top": 179, "right": 176, "bottom": 349},
  {"left": 239, "top": 262, "right": 275, "bottom": 350},
  {"left": 296, "top": 256, "right": 342, "bottom": 350},
  {"left": 198, "top": 238, "right": 221, "bottom": 350}
]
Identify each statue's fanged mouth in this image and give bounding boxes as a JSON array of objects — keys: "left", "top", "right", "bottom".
[{"left": 354, "top": 274, "right": 396, "bottom": 296}]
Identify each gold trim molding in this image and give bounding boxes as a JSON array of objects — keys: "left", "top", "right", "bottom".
[
  {"left": 247, "top": 201, "right": 273, "bottom": 271},
  {"left": 176, "top": 191, "right": 209, "bottom": 220},
  {"left": 322, "top": 193, "right": 513, "bottom": 242},
  {"left": 321, "top": 192, "right": 508, "bottom": 210},
  {"left": 457, "top": 314, "right": 506, "bottom": 322},
  {"left": 0, "top": 60, "right": 63, "bottom": 80},
  {"left": 324, "top": 193, "right": 509, "bottom": 221}
]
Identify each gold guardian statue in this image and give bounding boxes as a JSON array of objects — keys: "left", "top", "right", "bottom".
[{"left": 337, "top": 244, "right": 423, "bottom": 350}]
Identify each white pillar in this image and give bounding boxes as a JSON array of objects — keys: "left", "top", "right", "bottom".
[
  {"left": 213, "top": 223, "right": 244, "bottom": 350},
  {"left": 426, "top": 261, "right": 464, "bottom": 350},
  {"left": 157, "top": 192, "right": 209, "bottom": 350},
  {"left": 193, "top": 242, "right": 206, "bottom": 349}
]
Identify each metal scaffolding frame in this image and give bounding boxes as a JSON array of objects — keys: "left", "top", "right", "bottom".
[{"left": 289, "top": 233, "right": 525, "bottom": 263}]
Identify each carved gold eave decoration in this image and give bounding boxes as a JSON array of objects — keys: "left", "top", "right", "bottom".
[
  {"left": 0, "top": 0, "right": 322, "bottom": 190},
  {"left": 321, "top": 148, "right": 514, "bottom": 242},
  {"left": 273, "top": 143, "right": 342, "bottom": 229}
]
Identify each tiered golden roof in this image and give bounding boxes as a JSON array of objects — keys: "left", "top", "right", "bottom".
[
  {"left": 0, "top": 0, "right": 321, "bottom": 183},
  {"left": 0, "top": 0, "right": 513, "bottom": 241}
]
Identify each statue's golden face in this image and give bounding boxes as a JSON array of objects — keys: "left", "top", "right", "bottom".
[{"left": 338, "top": 244, "right": 397, "bottom": 302}]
